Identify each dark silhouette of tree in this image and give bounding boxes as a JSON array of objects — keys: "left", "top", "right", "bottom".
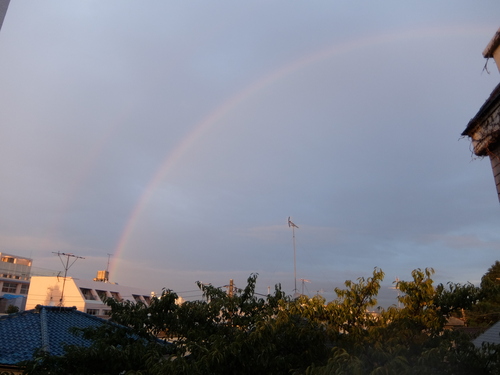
[{"left": 22, "top": 268, "right": 500, "bottom": 375}]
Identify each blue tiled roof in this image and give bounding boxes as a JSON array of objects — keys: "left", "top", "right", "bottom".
[{"left": 0, "top": 306, "right": 110, "bottom": 365}]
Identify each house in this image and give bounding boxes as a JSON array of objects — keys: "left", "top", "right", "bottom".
[
  {"left": 444, "top": 316, "right": 466, "bottom": 330},
  {"left": 0, "top": 252, "right": 32, "bottom": 313},
  {"left": 26, "top": 273, "right": 155, "bottom": 318},
  {"left": 0, "top": 305, "right": 116, "bottom": 374},
  {"left": 462, "top": 28, "right": 500, "bottom": 201},
  {"left": 472, "top": 320, "right": 500, "bottom": 348}
]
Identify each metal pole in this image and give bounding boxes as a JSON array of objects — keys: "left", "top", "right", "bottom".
[
  {"left": 59, "top": 255, "right": 70, "bottom": 305},
  {"left": 288, "top": 217, "right": 299, "bottom": 295},
  {"left": 293, "top": 225, "right": 297, "bottom": 294},
  {"left": 53, "top": 252, "right": 85, "bottom": 306}
]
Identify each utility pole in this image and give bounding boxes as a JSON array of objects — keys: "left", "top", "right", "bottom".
[
  {"left": 53, "top": 252, "right": 84, "bottom": 306},
  {"left": 288, "top": 217, "right": 299, "bottom": 295}
]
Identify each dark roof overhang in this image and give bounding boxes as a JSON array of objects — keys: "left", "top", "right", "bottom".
[{"left": 462, "top": 82, "right": 500, "bottom": 138}]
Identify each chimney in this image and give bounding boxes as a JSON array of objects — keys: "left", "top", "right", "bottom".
[{"left": 483, "top": 28, "right": 500, "bottom": 73}]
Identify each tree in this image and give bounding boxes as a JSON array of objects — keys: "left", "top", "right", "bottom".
[
  {"left": 465, "top": 260, "right": 500, "bottom": 326},
  {"left": 481, "top": 261, "right": 500, "bottom": 287},
  {"left": 6, "top": 304, "right": 18, "bottom": 314},
  {"left": 22, "top": 267, "right": 500, "bottom": 375},
  {"left": 308, "top": 268, "right": 497, "bottom": 375}
]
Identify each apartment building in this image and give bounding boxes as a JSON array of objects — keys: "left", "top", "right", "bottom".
[
  {"left": 26, "top": 273, "right": 154, "bottom": 318},
  {"left": 0, "top": 252, "right": 32, "bottom": 312}
]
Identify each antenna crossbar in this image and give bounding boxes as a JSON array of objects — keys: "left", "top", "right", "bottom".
[{"left": 52, "top": 252, "right": 85, "bottom": 306}]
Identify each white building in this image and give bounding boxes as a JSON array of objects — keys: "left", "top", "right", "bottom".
[
  {"left": 0, "top": 252, "right": 32, "bottom": 295},
  {"left": 0, "top": 252, "right": 32, "bottom": 312},
  {"left": 26, "top": 274, "right": 154, "bottom": 318}
]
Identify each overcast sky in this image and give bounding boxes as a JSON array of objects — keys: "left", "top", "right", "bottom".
[{"left": 1, "top": 1, "right": 500, "bottom": 305}]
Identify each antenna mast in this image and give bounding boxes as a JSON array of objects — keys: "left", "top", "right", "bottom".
[
  {"left": 300, "top": 278, "right": 311, "bottom": 295},
  {"left": 288, "top": 217, "right": 299, "bottom": 295},
  {"left": 106, "top": 253, "right": 112, "bottom": 273},
  {"left": 52, "top": 252, "right": 85, "bottom": 306}
]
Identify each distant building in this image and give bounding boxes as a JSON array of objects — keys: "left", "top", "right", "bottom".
[
  {"left": 0, "top": 252, "right": 32, "bottom": 312},
  {"left": 462, "top": 28, "right": 500, "bottom": 201},
  {"left": 473, "top": 320, "right": 500, "bottom": 348},
  {"left": 26, "top": 272, "right": 155, "bottom": 318}
]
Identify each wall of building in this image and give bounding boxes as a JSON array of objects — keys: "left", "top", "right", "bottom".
[
  {"left": 466, "top": 100, "right": 500, "bottom": 157},
  {"left": 0, "top": 253, "right": 32, "bottom": 312},
  {"left": 462, "top": 85, "right": 500, "bottom": 202},
  {"left": 26, "top": 276, "right": 154, "bottom": 318},
  {"left": 489, "top": 142, "right": 500, "bottom": 202}
]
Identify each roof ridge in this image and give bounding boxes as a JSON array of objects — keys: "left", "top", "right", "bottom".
[{"left": 40, "top": 306, "right": 50, "bottom": 353}]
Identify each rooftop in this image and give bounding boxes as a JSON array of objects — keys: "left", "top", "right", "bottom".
[{"left": 0, "top": 305, "right": 111, "bottom": 366}]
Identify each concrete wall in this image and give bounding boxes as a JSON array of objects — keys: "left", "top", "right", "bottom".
[
  {"left": 489, "top": 142, "right": 500, "bottom": 202},
  {"left": 26, "top": 276, "right": 86, "bottom": 311},
  {"left": 26, "top": 276, "right": 154, "bottom": 317},
  {"left": 463, "top": 86, "right": 500, "bottom": 202}
]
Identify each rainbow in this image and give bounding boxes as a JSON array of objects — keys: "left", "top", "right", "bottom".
[{"left": 109, "top": 25, "right": 494, "bottom": 279}]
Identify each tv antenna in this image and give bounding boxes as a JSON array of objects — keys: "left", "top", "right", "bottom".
[
  {"left": 106, "top": 253, "right": 112, "bottom": 273},
  {"left": 300, "top": 278, "right": 311, "bottom": 296},
  {"left": 52, "top": 252, "right": 85, "bottom": 306},
  {"left": 288, "top": 217, "right": 299, "bottom": 295}
]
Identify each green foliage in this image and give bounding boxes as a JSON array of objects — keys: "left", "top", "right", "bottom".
[
  {"left": 23, "top": 323, "right": 172, "bottom": 374},
  {"left": 435, "top": 281, "right": 480, "bottom": 317},
  {"left": 6, "top": 304, "right": 19, "bottom": 314},
  {"left": 163, "top": 274, "right": 329, "bottom": 374},
  {"left": 21, "top": 266, "right": 500, "bottom": 374},
  {"left": 466, "top": 261, "right": 500, "bottom": 326},
  {"left": 481, "top": 261, "right": 500, "bottom": 289},
  {"left": 330, "top": 268, "right": 384, "bottom": 342}
]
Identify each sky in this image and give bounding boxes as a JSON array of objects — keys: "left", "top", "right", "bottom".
[{"left": 1, "top": 1, "right": 500, "bottom": 306}]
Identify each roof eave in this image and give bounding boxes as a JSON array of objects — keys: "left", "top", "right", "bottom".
[
  {"left": 483, "top": 28, "right": 500, "bottom": 59},
  {"left": 462, "top": 82, "right": 500, "bottom": 138}
]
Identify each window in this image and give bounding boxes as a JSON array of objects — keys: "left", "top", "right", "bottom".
[
  {"left": 2, "top": 282, "right": 17, "bottom": 293},
  {"left": 102, "top": 309, "right": 112, "bottom": 316},
  {"left": 110, "top": 292, "right": 121, "bottom": 301},
  {"left": 86, "top": 309, "right": 99, "bottom": 316},
  {"left": 1, "top": 257, "right": 14, "bottom": 263},
  {"left": 19, "top": 284, "right": 29, "bottom": 294},
  {"left": 96, "top": 290, "right": 108, "bottom": 302},
  {"left": 80, "top": 288, "right": 96, "bottom": 300}
]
